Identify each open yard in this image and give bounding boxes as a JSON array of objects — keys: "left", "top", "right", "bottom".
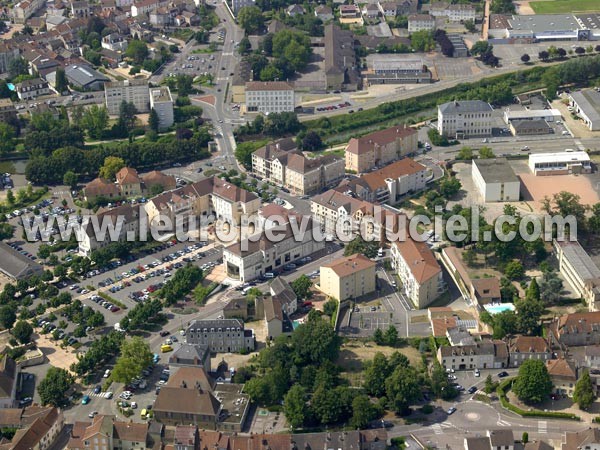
[
  {"left": 530, "top": 0, "right": 600, "bottom": 13},
  {"left": 336, "top": 343, "right": 421, "bottom": 371}
]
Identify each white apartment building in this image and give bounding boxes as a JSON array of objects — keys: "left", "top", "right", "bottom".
[
  {"left": 391, "top": 239, "right": 443, "bottom": 308},
  {"left": 104, "top": 79, "right": 150, "bottom": 115},
  {"left": 471, "top": 158, "right": 521, "bottom": 203},
  {"left": 438, "top": 100, "right": 493, "bottom": 138},
  {"left": 446, "top": 3, "right": 477, "bottom": 22},
  {"left": 245, "top": 81, "right": 295, "bottom": 114},
  {"left": 408, "top": 14, "right": 435, "bottom": 32},
  {"left": 11, "top": 0, "right": 45, "bottom": 23},
  {"left": 150, "top": 86, "right": 174, "bottom": 130}
]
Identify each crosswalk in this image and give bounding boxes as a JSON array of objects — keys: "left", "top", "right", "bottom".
[
  {"left": 496, "top": 419, "right": 512, "bottom": 427},
  {"left": 431, "top": 423, "right": 452, "bottom": 435},
  {"left": 538, "top": 421, "right": 547, "bottom": 434},
  {"left": 85, "top": 390, "right": 107, "bottom": 398}
]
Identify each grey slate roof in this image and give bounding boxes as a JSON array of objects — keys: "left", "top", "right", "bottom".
[
  {"left": 168, "top": 343, "right": 209, "bottom": 366},
  {"left": 570, "top": 90, "right": 600, "bottom": 124},
  {"left": 0, "top": 242, "right": 44, "bottom": 280},
  {"left": 65, "top": 64, "right": 109, "bottom": 87},
  {"left": 439, "top": 100, "right": 492, "bottom": 114}
]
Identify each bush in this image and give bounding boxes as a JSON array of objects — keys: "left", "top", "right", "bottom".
[{"left": 421, "top": 404, "right": 434, "bottom": 414}]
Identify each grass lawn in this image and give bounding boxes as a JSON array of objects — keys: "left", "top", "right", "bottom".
[
  {"left": 336, "top": 343, "right": 421, "bottom": 372},
  {"left": 530, "top": 0, "right": 600, "bottom": 13}
]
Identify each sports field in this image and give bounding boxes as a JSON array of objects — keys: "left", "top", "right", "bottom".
[{"left": 530, "top": 0, "right": 600, "bottom": 14}]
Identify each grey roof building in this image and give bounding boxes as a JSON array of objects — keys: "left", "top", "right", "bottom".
[
  {"left": 472, "top": 158, "right": 521, "bottom": 203},
  {"left": 569, "top": 89, "right": 600, "bottom": 131},
  {"left": 0, "top": 242, "right": 44, "bottom": 281},
  {"left": 65, "top": 64, "right": 109, "bottom": 90},
  {"left": 438, "top": 99, "right": 492, "bottom": 115},
  {"left": 185, "top": 319, "right": 254, "bottom": 354},
  {"left": 168, "top": 344, "right": 211, "bottom": 371},
  {"left": 438, "top": 100, "right": 494, "bottom": 138}
]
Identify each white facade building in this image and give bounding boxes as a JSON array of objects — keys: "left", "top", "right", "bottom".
[
  {"left": 150, "top": 86, "right": 174, "bottom": 130},
  {"left": 438, "top": 100, "right": 493, "bottom": 138},
  {"left": 528, "top": 151, "right": 592, "bottom": 176},
  {"left": 471, "top": 158, "right": 520, "bottom": 203},
  {"left": 104, "top": 79, "right": 150, "bottom": 115},
  {"left": 408, "top": 14, "right": 435, "bottom": 32},
  {"left": 245, "top": 81, "right": 295, "bottom": 114}
]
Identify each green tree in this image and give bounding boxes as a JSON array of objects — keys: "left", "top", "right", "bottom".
[
  {"left": 344, "top": 237, "right": 379, "bottom": 258},
  {"left": 516, "top": 298, "right": 543, "bottom": 335},
  {"left": 37, "top": 367, "right": 74, "bottom": 406},
  {"left": 0, "top": 306, "right": 16, "bottom": 330},
  {"left": 111, "top": 337, "right": 153, "bottom": 385},
  {"left": 456, "top": 146, "right": 473, "bottom": 160},
  {"left": 81, "top": 105, "right": 109, "bottom": 139},
  {"left": 573, "top": 369, "right": 595, "bottom": 410},
  {"left": 526, "top": 278, "right": 540, "bottom": 301},
  {"left": 125, "top": 39, "right": 149, "bottom": 65},
  {"left": 410, "top": 30, "right": 435, "bottom": 52},
  {"left": 470, "top": 41, "right": 493, "bottom": 56},
  {"left": 8, "top": 58, "right": 28, "bottom": 79},
  {"left": 237, "top": 6, "right": 264, "bottom": 34},
  {"left": 148, "top": 108, "right": 160, "bottom": 132},
  {"left": 37, "top": 244, "right": 51, "bottom": 260},
  {"left": 11, "top": 320, "right": 33, "bottom": 344},
  {"left": 484, "top": 374, "right": 498, "bottom": 394},
  {"left": 385, "top": 365, "right": 421, "bottom": 414},
  {"left": 63, "top": 170, "right": 78, "bottom": 189},
  {"left": 439, "top": 177, "right": 461, "bottom": 198},
  {"left": 464, "top": 19, "right": 476, "bottom": 33},
  {"left": 118, "top": 101, "right": 138, "bottom": 133},
  {"left": 301, "top": 131, "right": 322, "bottom": 151},
  {"left": 0, "top": 123, "right": 15, "bottom": 155},
  {"left": 291, "top": 316, "right": 341, "bottom": 365},
  {"left": 478, "top": 146, "right": 495, "bottom": 158},
  {"left": 384, "top": 325, "right": 398, "bottom": 346},
  {"left": 323, "top": 299, "right": 337, "bottom": 316},
  {"left": 463, "top": 248, "right": 476, "bottom": 267},
  {"left": 283, "top": 384, "right": 308, "bottom": 429},
  {"left": 5, "top": 190, "right": 15, "bottom": 205},
  {"left": 351, "top": 394, "right": 381, "bottom": 428},
  {"left": 291, "top": 275, "right": 312, "bottom": 300},
  {"left": 504, "top": 260, "right": 524, "bottom": 280},
  {"left": 98, "top": 156, "right": 126, "bottom": 180},
  {"left": 522, "top": 432, "right": 529, "bottom": 444},
  {"left": 513, "top": 359, "right": 552, "bottom": 404},
  {"left": 363, "top": 353, "right": 390, "bottom": 397},
  {"left": 55, "top": 67, "right": 68, "bottom": 93}
]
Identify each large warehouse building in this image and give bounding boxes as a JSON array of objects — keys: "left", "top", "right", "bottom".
[
  {"left": 528, "top": 151, "right": 592, "bottom": 176},
  {"left": 569, "top": 89, "right": 600, "bottom": 131},
  {"left": 472, "top": 158, "right": 520, "bottom": 202}
]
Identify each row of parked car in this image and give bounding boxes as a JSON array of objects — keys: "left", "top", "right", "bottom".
[
  {"left": 316, "top": 101, "right": 352, "bottom": 112},
  {"left": 7, "top": 242, "right": 37, "bottom": 260},
  {"left": 89, "top": 294, "right": 121, "bottom": 312}
]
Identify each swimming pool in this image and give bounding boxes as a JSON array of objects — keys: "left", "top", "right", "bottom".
[
  {"left": 484, "top": 303, "right": 516, "bottom": 314},
  {"left": 6, "top": 83, "right": 14, "bottom": 91}
]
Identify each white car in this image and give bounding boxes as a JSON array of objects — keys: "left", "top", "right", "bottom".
[{"left": 104, "top": 392, "right": 113, "bottom": 399}]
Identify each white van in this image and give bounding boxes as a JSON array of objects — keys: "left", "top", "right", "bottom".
[
  {"left": 377, "top": 248, "right": 384, "bottom": 258},
  {"left": 264, "top": 272, "right": 275, "bottom": 279}
]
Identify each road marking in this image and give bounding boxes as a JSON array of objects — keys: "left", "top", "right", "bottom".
[
  {"left": 431, "top": 424, "right": 444, "bottom": 435},
  {"left": 574, "top": 140, "right": 585, "bottom": 151},
  {"left": 538, "top": 421, "right": 547, "bottom": 434},
  {"left": 496, "top": 419, "right": 511, "bottom": 427}
]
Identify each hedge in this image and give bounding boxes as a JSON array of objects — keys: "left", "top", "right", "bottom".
[{"left": 496, "top": 378, "right": 580, "bottom": 420}]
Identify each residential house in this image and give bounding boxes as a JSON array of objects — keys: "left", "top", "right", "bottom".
[
  {"left": 319, "top": 253, "right": 376, "bottom": 301},
  {"left": 15, "top": 78, "right": 50, "bottom": 101},
  {"left": 345, "top": 125, "right": 418, "bottom": 173},
  {"left": 186, "top": 319, "right": 254, "bottom": 353},
  {"left": 251, "top": 138, "right": 298, "bottom": 183},
  {"left": 70, "top": 1, "right": 91, "bottom": 17},
  {"left": 446, "top": 3, "right": 477, "bottom": 22},
  {"left": 0, "top": 99, "right": 17, "bottom": 124},
  {"left": 82, "top": 178, "right": 120, "bottom": 202},
  {"left": 284, "top": 153, "right": 345, "bottom": 196},
  {"left": 437, "top": 340, "right": 509, "bottom": 370},
  {"left": 408, "top": 13, "right": 435, "bottom": 32},
  {"left": 269, "top": 277, "right": 297, "bottom": 316},
  {"left": 0, "top": 44, "right": 20, "bottom": 74},
  {"left": 230, "top": 0, "right": 255, "bottom": 14},
  {"left": 0, "top": 406, "right": 64, "bottom": 450},
  {"left": 391, "top": 239, "right": 443, "bottom": 309},
  {"left": 338, "top": 158, "right": 427, "bottom": 204},
  {"left": 115, "top": 167, "right": 143, "bottom": 197},
  {"left": 67, "top": 415, "right": 149, "bottom": 450},
  {"left": 465, "top": 431, "right": 514, "bottom": 450},
  {"left": 547, "top": 359, "right": 577, "bottom": 397},
  {"left": 223, "top": 218, "right": 324, "bottom": 282},
  {"left": 286, "top": 4, "right": 305, "bottom": 16},
  {"left": 168, "top": 344, "right": 211, "bottom": 371},
  {"left": 447, "top": 326, "right": 476, "bottom": 346},
  {"left": 131, "top": 0, "right": 168, "bottom": 16},
  {"left": 548, "top": 311, "right": 600, "bottom": 348},
  {"left": 470, "top": 278, "right": 501, "bottom": 304},
  {"left": 101, "top": 33, "right": 129, "bottom": 52},
  {"left": 362, "top": 3, "right": 380, "bottom": 19},
  {"left": 562, "top": 429, "right": 600, "bottom": 450},
  {"left": 315, "top": 5, "right": 333, "bottom": 21},
  {"left": 104, "top": 79, "right": 150, "bottom": 115},
  {"left": 11, "top": 0, "right": 45, "bottom": 23},
  {"left": 508, "top": 335, "right": 551, "bottom": 367},
  {"left": 379, "top": 2, "right": 400, "bottom": 16},
  {"left": 173, "top": 426, "right": 198, "bottom": 450},
  {"left": 438, "top": 100, "right": 493, "bottom": 138},
  {"left": 222, "top": 297, "right": 248, "bottom": 320},
  {"left": 141, "top": 171, "right": 176, "bottom": 193},
  {"left": 77, "top": 204, "right": 143, "bottom": 256},
  {"left": 310, "top": 189, "right": 404, "bottom": 240},
  {"left": 339, "top": 4, "right": 360, "bottom": 18},
  {"left": 584, "top": 345, "right": 600, "bottom": 368}
]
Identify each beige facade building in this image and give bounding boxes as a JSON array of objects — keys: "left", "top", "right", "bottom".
[
  {"left": 67, "top": 415, "right": 149, "bottom": 450},
  {"left": 251, "top": 138, "right": 297, "bottom": 182},
  {"left": 319, "top": 253, "right": 376, "bottom": 301},
  {"left": 345, "top": 125, "right": 418, "bottom": 173},
  {"left": 391, "top": 239, "right": 443, "bottom": 308},
  {"left": 245, "top": 81, "right": 295, "bottom": 114}
]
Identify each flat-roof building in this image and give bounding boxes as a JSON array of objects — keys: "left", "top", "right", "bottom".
[
  {"left": 507, "top": 14, "right": 591, "bottom": 41},
  {"left": 569, "top": 90, "right": 600, "bottom": 131},
  {"left": 472, "top": 158, "right": 520, "bottom": 203},
  {"left": 554, "top": 240, "right": 600, "bottom": 310},
  {"left": 503, "top": 108, "right": 561, "bottom": 123},
  {"left": 528, "top": 151, "right": 592, "bottom": 176},
  {"left": 104, "top": 79, "right": 150, "bottom": 115},
  {"left": 364, "top": 55, "right": 433, "bottom": 85},
  {"left": 150, "top": 86, "right": 174, "bottom": 130}
]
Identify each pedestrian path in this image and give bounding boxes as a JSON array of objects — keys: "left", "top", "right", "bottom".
[
  {"left": 538, "top": 421, "right": 547, "bottom": 434},
  {"left": 496, "top": 419, "right": 511, "bottom": 427},
  {"left": 431, "top": 423, "right": 452, "bottom": 435}
]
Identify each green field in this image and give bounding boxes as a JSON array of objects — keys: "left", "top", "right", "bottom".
[{"left": 530, "top": 0, "right": 600, "bottom": 14}]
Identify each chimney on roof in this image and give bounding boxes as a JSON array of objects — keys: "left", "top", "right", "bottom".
[{"left": 454, "top": 100, "right": 459, "bottom": 106}]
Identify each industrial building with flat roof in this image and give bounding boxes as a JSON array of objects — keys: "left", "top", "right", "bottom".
[
  {"left": 364, "top": 55, "right": 433, "bottom": 85},
  {"left": 528, "top": 151, "right": 592, "bottom": 176},
  {"left": 0, "top": 242, "right": 44, "bottom": 281},
  {"left": 507, "top": 14, "right": 591, "bottom": 41},
  {"left": 569, "top": 89, "right": 600, "bottom": 131},
  {"left": 472, "top": 158, "right": 520, "bottom": 203}
]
